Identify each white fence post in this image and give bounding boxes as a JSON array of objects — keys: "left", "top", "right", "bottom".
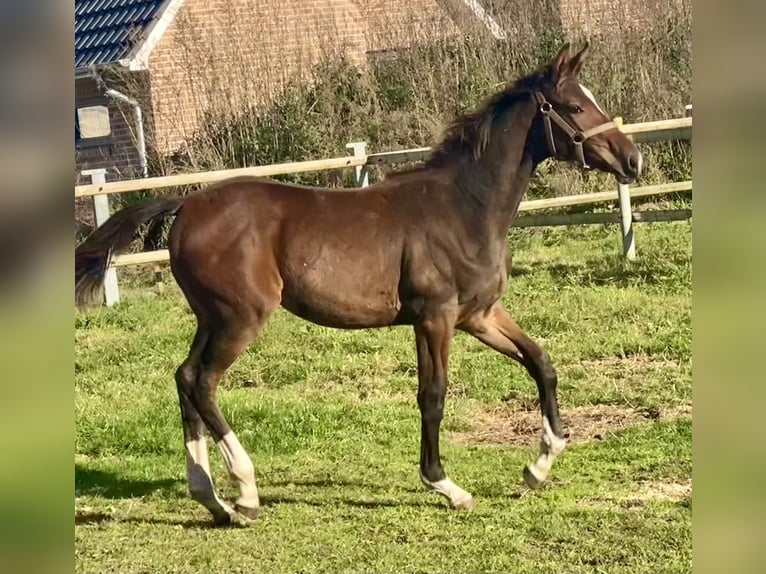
[
  {"left": 81, "top": 168, "right": 120, "bottom": 306},
  {"left": 617, "top": 177, "right": 636, "bottom": 260},
  {"left": 613, "top": 117, "right": 636, "bottom": 261},
  {"left": 346, "top": 141, "right": 369, "bottom": 187}
]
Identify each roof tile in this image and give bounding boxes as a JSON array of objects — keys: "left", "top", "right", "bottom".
[{"left": 74, "top": 0, "right": 168, "bottom": 68}]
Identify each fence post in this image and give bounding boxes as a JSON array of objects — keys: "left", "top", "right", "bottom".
[
  {"left": 613, "top": 117, "right": 636, "bottom": 261},
  {"left": 81, "top": 168, "right": 120, "bottom": 306},
  {"left": 346, "top": 141, "right": 369, "bottom": 187}
]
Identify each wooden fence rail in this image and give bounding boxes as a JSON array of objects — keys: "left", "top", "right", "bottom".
[
  {"left": 77, "top": 114, "right": 692, "bottom": 305},
  {"left": 515, "top": 209, "right": 692, "bottom": 228},
  {"left": 74, "top": 156, "right": 368, "bottom": 198},
  {"left": 74, "top": 117, "right": 692, "bottom": 198}
]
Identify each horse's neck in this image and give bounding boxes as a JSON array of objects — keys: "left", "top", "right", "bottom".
[{"left": 454, "top": 101, "right": 539, "bottom": 243}]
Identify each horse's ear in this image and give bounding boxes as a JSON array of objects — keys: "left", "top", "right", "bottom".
[
  {"left": 550, "top": 42, "right": 571, "bottom": 83},
  {"left": 568, "top": 41, "right": 590, "bottom": 76}
]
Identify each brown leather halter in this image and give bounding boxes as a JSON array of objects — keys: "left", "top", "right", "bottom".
[{"left": 534, "top": 92, "right": 618, "bottom": 168}]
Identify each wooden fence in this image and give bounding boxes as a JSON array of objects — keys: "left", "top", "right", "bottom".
[{"left": 75, "top": 115, "right": 691, "bottom": 305}]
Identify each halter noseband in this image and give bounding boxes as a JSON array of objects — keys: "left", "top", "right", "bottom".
[{"left": 534, "top": 92, "right": 618, "bottom": 168}]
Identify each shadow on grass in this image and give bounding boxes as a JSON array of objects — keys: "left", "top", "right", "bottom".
[
  {"left": 266, "top": 476, "right": 423, "bottom": 494},
  {"left": 75, "top": 467, "right": 443, "bottom": 530},
  {"left": 76, "top": 464, "right": 183, "bottom": 499},
  {"left": 75, "top": 495, "right": 442, "bottom": 531},
  {"left": 261, "top": 477, "right": 443, "bottom": 508},
  {"left": 260, "top": 492, "right": 442, "bottom": 509},
  {"left": 75, "top": 510, "right": 212, "bottom": 529}
]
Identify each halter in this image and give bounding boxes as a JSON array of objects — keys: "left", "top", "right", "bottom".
[{"left": 534, "top": 92, "right": 618, "bottom": 168}]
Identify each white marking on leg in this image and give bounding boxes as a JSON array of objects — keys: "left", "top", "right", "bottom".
[
  {"left": 527, "top": 416, "right": 567, "bottom": 483},
  {"left": 579, "top": 83, "right": 606, "bottom": 115},
  {"left": 185, "top": 437, "right": 235, "bottom": 523},
  {"left": 542, "top": 415, "right": 566, "bottom": 455},
  {"left": 420, "top": 474, "right": 475, "bottom": 509},
  {"left": 217, "top": 431, "right": 259, "bottom": 510}
]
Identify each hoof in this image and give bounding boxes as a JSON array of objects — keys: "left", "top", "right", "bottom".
[
  {"left": 235, "top": 503, "right": 261, "bottom": 521},
  {"left": 523, "top": 465, "right": 544, "bottom": 490},
  {"left": 451, "top": 496, "right": 476, "bottom": 511},
  {"left": 212, "top": 511, "right": 256, "bottom": 528},
  {"left": 229, "top": 513, "right": 256, "bottom": 528},
  {"left": 210, "top": 505, "right": 258, "bottom": 528}
]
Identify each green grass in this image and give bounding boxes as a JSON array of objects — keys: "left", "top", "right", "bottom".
[{"left": 75, "top": 223, "right": 692, "bottom": 574}]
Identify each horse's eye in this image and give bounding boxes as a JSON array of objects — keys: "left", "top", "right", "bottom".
[{"left": 569, "top": 105, "right": 584, "bottom": 114}]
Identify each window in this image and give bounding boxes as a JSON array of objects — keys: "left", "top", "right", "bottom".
[{"left": 75, "top": 101, "right": 113, "bottom": 148}]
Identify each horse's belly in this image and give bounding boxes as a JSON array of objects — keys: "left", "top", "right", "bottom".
[{"left": 280, "top": 269, "right": 401, "bottom": 329}]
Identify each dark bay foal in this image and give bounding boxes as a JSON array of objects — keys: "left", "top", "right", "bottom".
[{"left": 75, "top": 43, "right": 641, "bottom": 525}]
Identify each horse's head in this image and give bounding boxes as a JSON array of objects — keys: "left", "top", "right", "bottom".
[{"left": 534, "top": 42, "right": 642, "bottom": 184}]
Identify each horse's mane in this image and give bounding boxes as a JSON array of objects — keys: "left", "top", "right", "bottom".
[{"left": 422, "top": 64, "right": 553, "bottom": 169}]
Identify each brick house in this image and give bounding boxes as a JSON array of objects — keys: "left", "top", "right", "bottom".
[{"left": 75, "top": 0, "right": 468, "bottom": 184}]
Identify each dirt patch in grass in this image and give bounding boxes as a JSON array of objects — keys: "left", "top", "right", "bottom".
[
  {"left": 577, "top": 478, "right": 692, "bottom": 510},
  {"left": 449, "top": 403, "right": 691, "bottom": 448},
  {"left": 631, "top": 478, "right": 692, "bottom": 503},
  {"left": 560, "top": 355, "right": 692, "bottom": 401},
  {"left": 576, "top": 355, "right": 684, "bottom": 371}
]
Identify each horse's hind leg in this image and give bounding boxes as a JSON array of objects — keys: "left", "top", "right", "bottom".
[
  {"left": 172, "top": 230, "right": 282, "bottom": 524},
  {"left": 460, "top": 302, "right": 566, "bottom": 489},
  {"left": 175, "top": 325, "right": 238, "bottom": 525},
  {"left": 193, "top": 319, "right": 264, "bottom": 522}
]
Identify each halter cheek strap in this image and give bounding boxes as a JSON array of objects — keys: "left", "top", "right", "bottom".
[{"left": 534, "top": 92, "right": 618, "bottom": 168}]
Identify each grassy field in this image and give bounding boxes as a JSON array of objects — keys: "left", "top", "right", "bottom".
[{"left": 75, "top": 222, "right": 692, "bottom": 574}]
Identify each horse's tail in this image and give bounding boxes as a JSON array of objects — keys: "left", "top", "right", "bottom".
[{"left": 75, "top": 196, "right": 184, "bottom": 308}]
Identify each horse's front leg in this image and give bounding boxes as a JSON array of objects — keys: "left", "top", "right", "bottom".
[
  {"left": 460, "top": 302, "right": 567, "bottom": 489},
  {"left": 414, "top": 313, "right": 475, "bottom": 510}
]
